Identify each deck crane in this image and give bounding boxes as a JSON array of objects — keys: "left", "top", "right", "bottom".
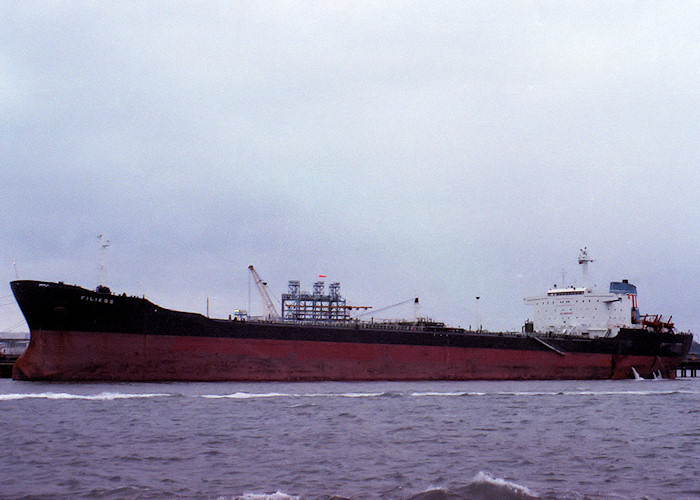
[
  {"left": 358, "top": 297, "right": 419, "bottom": 321},
  {"left": 248, "top": 265, "right": 280, "bottom": 320}
]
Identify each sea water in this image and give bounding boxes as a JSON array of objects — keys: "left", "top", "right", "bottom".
[{"left": 0, "top": 377, "right": 698, "bottom": 499}]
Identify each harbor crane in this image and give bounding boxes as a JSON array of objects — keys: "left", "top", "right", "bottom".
[{"left": 248, "top": 265, "right": 280, "bottom": 320}]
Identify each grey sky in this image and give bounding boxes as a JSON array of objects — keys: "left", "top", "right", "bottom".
[{"left": 2, "top": 2, "right": 698, "bottom": 337}]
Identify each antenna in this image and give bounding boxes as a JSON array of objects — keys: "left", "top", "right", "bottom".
[
  {"left": 13, "top": 262, "right": 19, "bottom": 279},
  {"left": 98, "top": 234, "right": 111, "bottom": 286},
  {"left": 475, "top": 296, "right": 480, "bottom": 332}
]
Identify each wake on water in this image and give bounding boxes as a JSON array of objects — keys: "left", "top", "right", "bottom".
[{"left": 630, "top": 366, "right": 664, "bottom": 381}]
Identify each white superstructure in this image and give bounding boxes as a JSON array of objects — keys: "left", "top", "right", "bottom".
[{"left": 524, "top": 249, "right": 640, "bottom": 337}]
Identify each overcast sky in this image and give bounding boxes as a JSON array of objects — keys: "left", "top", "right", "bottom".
[{"left": 2, "top": 2, "right": 698, "bottom": 338}]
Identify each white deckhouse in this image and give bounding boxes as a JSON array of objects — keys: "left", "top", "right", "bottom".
[{"left": 524, "top": 248, "right": 641, "bottom": 337}]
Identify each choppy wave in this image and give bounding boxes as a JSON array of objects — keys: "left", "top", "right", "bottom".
[
  {"left": 1, "top": 378, "right": 698, "bottom": 499},
  {"left": 202, "top": 391, "right": 387, "bottom": 399},
  {"left": 3, "top": 387, "right": 693, "bottom": 402},
  {"left": 217, "top": 473, "right": 538, "bottom": 500},
  {"left": 407, "top": 471, "right": 538, "bottom": 500},
  {"left": 228, "top": 492, "right": 300, "bottom": 500},
  {"left": 411, "top": 391, "right": 486, "bottom": 397},
  {"left": 0, "top": 391, "right": 170, "bottom": 401},
  {"left": 202, "top": 392, "right": 292, "bottom": 399},
  {"left": 411, "top": 389, "right": 696, "bottom": 398},
  {"left": 203, "top": 387, "right": 696, "bottom": 400}
]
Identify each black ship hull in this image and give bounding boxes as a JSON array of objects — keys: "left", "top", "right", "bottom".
[{"left": 10, "top": 280, "right": 693, "bottom": 381}]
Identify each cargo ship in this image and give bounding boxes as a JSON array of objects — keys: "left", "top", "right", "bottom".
[{"left": 10, "top": 251, "right": 693, "bottom": 381}]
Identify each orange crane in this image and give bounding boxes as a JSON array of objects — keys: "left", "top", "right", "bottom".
[{"left": 248, "top": 265, "right": 280, "bottom": 320}]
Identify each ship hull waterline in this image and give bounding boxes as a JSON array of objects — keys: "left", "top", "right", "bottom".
[{"left": 12, "top": 329, "right": 682, "bottom": 382}]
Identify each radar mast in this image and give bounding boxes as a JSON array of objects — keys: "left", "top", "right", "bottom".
[{"left": 578, "top": 247, "right": 594, "bottom": 289}]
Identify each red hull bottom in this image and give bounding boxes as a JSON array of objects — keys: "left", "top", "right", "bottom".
[{"left": 13, "top": 330, "right": 681, "bottom": 381}]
